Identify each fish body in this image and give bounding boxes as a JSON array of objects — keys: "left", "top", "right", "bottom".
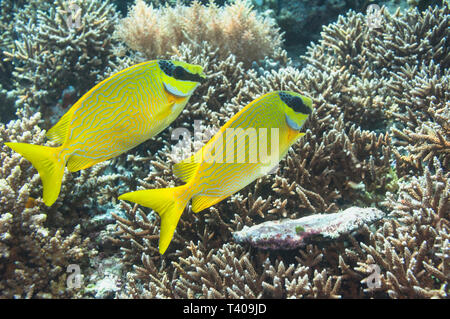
[
  {"left": 119, "top": 91, "right": 313, "bottom": 254},
  {"left": 6, "top": 60, "right": 205, "bottom": 206}
]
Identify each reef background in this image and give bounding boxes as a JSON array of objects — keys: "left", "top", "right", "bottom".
[{"left": 0, "top": 0, "right": 448, "bottom": 298}]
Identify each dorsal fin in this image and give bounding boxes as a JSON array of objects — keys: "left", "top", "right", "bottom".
[
  {"left": 172, "top": 154, "right": 200, "bottom": 182},
  {"left": 67, "top": 154, "right": 103, "bottom": 172},
  {"left": 46, "top": 108, "right": 74, "bottom": 144},
  {"left": 191, "top": 194, "right": 225, "bottom": 213}
]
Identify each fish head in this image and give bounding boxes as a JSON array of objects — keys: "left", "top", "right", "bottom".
[
  {"left": 158, "top": 60, "right": 206, "bottom": 98},
  {"left": 279, "top": 91, "right": 313, "bottom": 131}
]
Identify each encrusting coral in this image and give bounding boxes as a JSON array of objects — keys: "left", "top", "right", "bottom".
[{"left": 233, "top": 207, "right": 385, "bottom": 250}]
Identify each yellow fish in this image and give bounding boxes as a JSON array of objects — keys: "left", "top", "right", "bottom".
[
  {"left": 119, "top": 91, "right": 313, "bottom": 254},
  {"left": 6, "top": 60, "right": 205, "bottom": 206}
]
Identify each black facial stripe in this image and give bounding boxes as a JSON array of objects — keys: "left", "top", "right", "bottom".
[
  {"left": 279, "top": 92, "right": 311, "bottom": 115},
  {"left": 158, "top": 60, "right": 204, "bottom": 83},
  {"left": 173, "top": 66, "right": 205, "bottom": 83}
]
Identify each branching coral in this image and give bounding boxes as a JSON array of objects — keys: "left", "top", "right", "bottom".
[
  {"left": 0, "top": 111, "right": 96, "bottom": 298},
  {"left": 109, "top": 4, "right": 449, "bottom": 299},
  {"left": 115, "top": 0, "right": 283, "bottom": 66},
  {"left": 0, "top": 0, "right": 447, "bottom": 299},
  {"left": 340, "top": 157, "right": 449, "bottom": 298},
  {"left": 4, "top": 0, "right": 120, "bottom": 120}
]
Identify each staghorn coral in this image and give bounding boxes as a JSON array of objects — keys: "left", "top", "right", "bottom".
[
  {"left": 341, "top": 157, "right": 449, "bottom": 298},
  {"left": 0, "top": 108, "right": 137, "bottom": 298},
  {"left": 118, "top": 240, "right": 345, "bottom": 299},
  {"left": 4, "top": 0, "right": 120, "bottom": 122},
  {"left": 108, "top": 4, "right": 449, "bottom": 299},
  {"left": 0, "top": 0, "right": 24, "bottom": 123},
  {"left": 115, "top": 0, "right": 283, "bottom": 67},
  {"left": 0, "top": 111, "right": 95, "bottom": 298}
]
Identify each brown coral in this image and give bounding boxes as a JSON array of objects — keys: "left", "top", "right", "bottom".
[
  {"left": 4, "top": 0, "right": 120, "bottom": 119},
  {"left": 0, "top": 111, "right": 95, "bottom": 298},
  {"left": 116, "top": 0, "right": 283, "bottom": 66},
  {"left": 109, "top": 4, "right": 449, "bottom": 299}
]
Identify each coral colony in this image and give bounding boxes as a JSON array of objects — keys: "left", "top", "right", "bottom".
[{"left": 0, "top": 0, "right": 449, "bottom": 299}]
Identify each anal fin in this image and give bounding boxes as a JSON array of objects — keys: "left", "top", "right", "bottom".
[{"left": 173, "top": 154, "right": 201, "bottom": 182}]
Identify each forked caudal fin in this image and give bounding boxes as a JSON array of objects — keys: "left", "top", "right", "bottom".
[
  {"left": 5, "top": 142, "right": 65, "bottom": 206},
  {"left": 118, "top": 185, "right": 190, "bottom": 254}
]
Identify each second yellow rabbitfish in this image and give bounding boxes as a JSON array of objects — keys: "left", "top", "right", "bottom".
[
  {"left": 6, "top": 60, "right": 205, "bottom": 206},
  {"left": 119, "top": 91, "right": 313, "bottom": 254}
]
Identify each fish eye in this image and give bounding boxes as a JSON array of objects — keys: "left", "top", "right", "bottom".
[
  {"left": 159, "top": 60, "right": 205, "bottom": 83},
  {"left": 279, "top": 92, "right": 311, "bottom": 115}
]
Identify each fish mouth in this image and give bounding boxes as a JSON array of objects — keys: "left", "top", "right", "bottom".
[{"left": 285, "top": 114, "right": 302, "bottom": 131}]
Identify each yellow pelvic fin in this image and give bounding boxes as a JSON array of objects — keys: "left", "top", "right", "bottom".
[
  {"left": 173, "top": 155, "right": 200, "bottom": 183},
  {"left": 5, "top": 142, "right": 64, "bottom": 206},
  {"left": 46, "top": 108, "right": 74, "bottom": 144},
  {"left": 118, "top": 185, "right": 190, "bottom": 254},
  {"left": 191, "top": 194, "right": 226, "bottom": 213},
  {"left": 67, "top": 154, "right": 104, "bottom": 172}
]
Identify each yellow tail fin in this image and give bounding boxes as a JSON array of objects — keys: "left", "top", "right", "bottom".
[
  {"left": 118, "top": 185, "right": 189, "bottom": 254},
  {"left": 5, "top": 142, "right": 64, "bottom": 206}
]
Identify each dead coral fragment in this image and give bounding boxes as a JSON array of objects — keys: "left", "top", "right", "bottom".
[{"left": 233, "top": 207, "right": 385, "bottom": 249}]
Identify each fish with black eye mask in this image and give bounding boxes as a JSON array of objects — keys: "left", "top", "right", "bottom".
[
  {"left": 5, "top": 60, "right": 206, "bottom": 206},
  {"left": 119, "top": 91, "right": 314, "bottom": 254}
]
